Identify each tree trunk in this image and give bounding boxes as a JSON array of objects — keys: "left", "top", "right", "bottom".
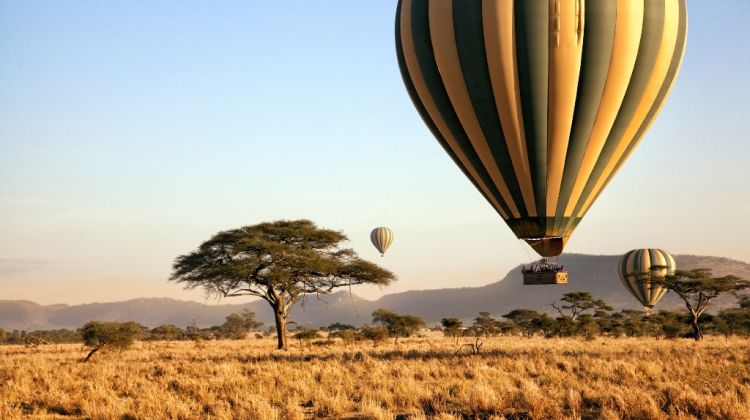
[
  {"left": 691, "top": 315, "right": 703, "bottom": 341},
  {"left": 83, "top": 345, "right": 102, "bottom": 363},
  {"left": 273, "top": 309, "right": 288, "bottom": 350}
]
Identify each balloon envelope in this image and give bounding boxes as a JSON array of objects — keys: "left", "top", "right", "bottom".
[
  {"left": 395, "top": 0, "right": 687, "bottom": 256},
  {"left": 618, "top": 249, "right": 676, "bottom": 309},
  {"left": 370, "top": 227, "right": 394, "bottom": 255}
]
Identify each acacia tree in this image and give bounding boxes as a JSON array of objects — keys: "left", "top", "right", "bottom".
[
  {"left": 714, "top": 308, "right": 750, "bottom": 338},
  {"left": 657, "top": 269, "right": 749, "bottom": 341},
  {"left": 714, "top": 296, "right": 750, "bottom": 338},
  {"left": 219, "top": 309, "right": 263, "bottom": 340},
  {"left": 81, "top": 321, "right": 143, "bottom": 362},
  {"left": 617, "top": 310, "right": 647, "bottom": 337},
  {"left": 372, "top": 309, "right": 425, "bottom": 344},
  {"left": 150, "top": 324, "right": 184, "bottom": 342},
  {"left": 648, "top": 310, "right": 691, "bottom": 339},
  {"left": 440, "top": 318, "right": 463, "bottom": 338},
  {"left": 471, "top": 312, "right": 501, "bottom": 338},
  {"left": 550, "top": 292, "right": 612, "bottom": 320},
  {"left": 170, "top": 220, "right": 395, "bottom": 350},
  {"left": 503, "top": 309, "right": 554, "bottom": 338}
]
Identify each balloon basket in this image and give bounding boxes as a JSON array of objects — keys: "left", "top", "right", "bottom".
[
  {"left": 522, "top": 259, "right": 568, "bottom": 285},
  {"left": 523, "top": 271, "right": 568, "bottom": 285}
]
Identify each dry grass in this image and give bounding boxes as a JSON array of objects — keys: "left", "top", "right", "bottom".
[{"left": 1, "top": 335, "right": 749, "bottom": 419}]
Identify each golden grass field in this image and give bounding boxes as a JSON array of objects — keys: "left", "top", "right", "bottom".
[{"left": 1, "top": 334, "right": 750, "bottom": 419}]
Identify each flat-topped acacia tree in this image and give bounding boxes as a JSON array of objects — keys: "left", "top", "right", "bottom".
[
  {"left": 170, "top": 219, "right": 396, "bottom": 350},
  {"left": 658, "top": 269, "right": 748, "bottom": 341}
]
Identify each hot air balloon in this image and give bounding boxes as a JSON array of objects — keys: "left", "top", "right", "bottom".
[
  {"left": 618, "top": 249, "right": 676, "bottom": 312},
  {"left": 395, "top": 0, "right": 687, "bottom": 264},
  {"left": 370, "top": 227, "right": 394, "bottom": 256}
]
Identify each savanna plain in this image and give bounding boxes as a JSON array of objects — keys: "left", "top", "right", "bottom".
[{"left": 2, "top": 335, "right": 749, "bottom": 420}]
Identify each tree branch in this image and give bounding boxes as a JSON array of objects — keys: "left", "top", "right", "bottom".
[{"left": 550, "top": 302, "right": 564, "bottom": 318}]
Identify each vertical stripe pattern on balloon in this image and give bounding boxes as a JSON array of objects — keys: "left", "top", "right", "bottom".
[
  {"left": 371, "top": 227, "right": 394, "bottom": 256},
  {"left": 396, "top": 0, "right": 687, "bottom": 256}
]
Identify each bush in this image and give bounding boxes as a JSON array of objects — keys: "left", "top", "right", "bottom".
[
  {"left": 327, "top": 322, "right": 356, "bottom": 331},
  {"left": 150, "top": 324, "right": 185, "bottom": 341},
  {"left": 294, "top": 329, "right": 322, "bottom": 341},
  {"left": 360, "top": 325, "right": 389, "bottom": 345},
  {"left": 329, "top": 329, "right": 356, "bottom": 344}
]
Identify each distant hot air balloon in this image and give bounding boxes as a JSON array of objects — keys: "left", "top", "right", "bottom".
[
  {"left": 618, "top": 249, "right": 676, "bottom": 311},
  {"left": 395, "top": 0, "right": 687, "bottom": 258},
  {"left": 370, "top": 227, "right": 394, "bottom": 256}
]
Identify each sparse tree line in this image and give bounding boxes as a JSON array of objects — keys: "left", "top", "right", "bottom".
[
  {"left": 2, "top": 268, "right": 748, "bottom": 360},
  {"left": 0, "top": 308, "right": 263, "bottom": 347},
  {"left": 442, "top": 295, "right": 750, "bottom": 344},
  {"left": 0, "top": 308, "right": 426, "bottom": 350},
  {"left": 3, "top": 292, "right": 750, "bottom": 350}
]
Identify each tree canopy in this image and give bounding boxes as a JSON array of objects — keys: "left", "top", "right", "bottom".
[
  {"left": 372, "top": 309, "right": 425, "bottom": 343},
  {"left": 220, "top": 309, "right": 263, "bottom": 340},
  {"left": 440, "top": 317, "right": 463, "bottom": 338},
  {"left": 81, "top": 321, "right": 143, "bottom": 362},
  {"left": 551, "top": 292, "right": 612, "bottom": 320}
]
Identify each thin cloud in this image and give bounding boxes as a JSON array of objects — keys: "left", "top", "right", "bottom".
[{"left": 0, "top": 259, "right": 55, "bottom": 276}]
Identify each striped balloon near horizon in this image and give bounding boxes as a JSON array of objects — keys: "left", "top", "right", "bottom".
[
  {"left": 618, "top": 249, "right": 676, "bottom": 309},
  {"left": 370, "top": 227, "right": 394, "bottom": 256},
  {"left": 395, "top": 0, "right": 688, "bottom": 257}
]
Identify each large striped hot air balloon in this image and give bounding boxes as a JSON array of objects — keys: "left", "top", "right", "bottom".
[
  {"left": 370, "top": 227, "right": 394, "bottom": 256},
  {"left": 395, "top": 0, "right": 687, "bottom": 257},
  {"left": 618, "top": 249, "right": 676, "bottom": 310}
]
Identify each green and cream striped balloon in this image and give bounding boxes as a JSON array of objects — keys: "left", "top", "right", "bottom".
[
  {"left": 370, "top": 227, "right": 394, "bottom": 256},
  {"left": 618, "top": 249, "right": 676, "bottom": 309},
  {"left": 395, "top": 0, "right": 687, "bottom": 257}
]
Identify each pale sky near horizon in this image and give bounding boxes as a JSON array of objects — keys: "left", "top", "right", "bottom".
[{"left": 1, "top": 1, "right": 749, "bottom": 306}]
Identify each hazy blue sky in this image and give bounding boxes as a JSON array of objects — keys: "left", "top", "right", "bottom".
[{"left": 1, "top": 1, "right": 749, "bottom": 305}]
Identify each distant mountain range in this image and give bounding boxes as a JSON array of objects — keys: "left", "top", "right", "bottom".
[{"left": 2, "top": 254, "right": 749, "bottom": 331}]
